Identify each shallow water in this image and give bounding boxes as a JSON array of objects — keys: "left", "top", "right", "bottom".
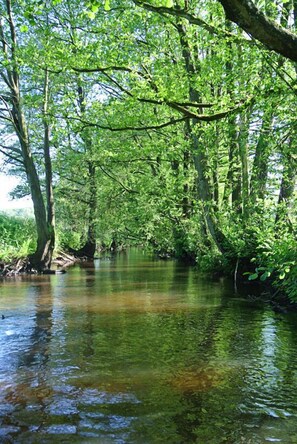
[{"left": 0, "top": 249, "right": 297, "bottom": 443}]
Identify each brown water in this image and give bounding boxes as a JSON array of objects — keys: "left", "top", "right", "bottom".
[{"left": 0, "top": 249, "right": 297, "bottom": 443}]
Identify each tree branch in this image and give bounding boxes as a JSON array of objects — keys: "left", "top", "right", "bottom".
[
  {"left": 132, "top": 0, "right": 233, "bottom": 39},
  {"left": 0, "top": 147, "right": 23, "bottom": 164},
  {"left": 97, "top": 164, "right": 137, "bottom": 193},
  {"left": 57, "top": 114, "right": 188, "bottom": 131},
  {"left": 218, "top": 0, "right": 297, "bottom": 62}
]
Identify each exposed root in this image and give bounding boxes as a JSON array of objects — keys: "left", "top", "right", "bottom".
[
  {"left": 0, "top": 250, "right": 78, "bottom": 277},
  {"left": 0, "top": 257, "right": 30, "bottom": 276},
  {"left": 53, "top": 250, "right": 79, "bottom": 268}
]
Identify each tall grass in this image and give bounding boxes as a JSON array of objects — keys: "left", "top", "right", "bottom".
[{"left": 0, "top": 212, "right": 36, "bottom": 261}]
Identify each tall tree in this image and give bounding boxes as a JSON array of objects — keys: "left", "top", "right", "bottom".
[{"left": 0, "top": 0, "right": 55, "bottom": 270}]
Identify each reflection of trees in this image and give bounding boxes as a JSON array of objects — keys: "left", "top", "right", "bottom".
[
  {"left": 3, "top": 277, "right": 54, "bottom": 438},
  {"left": 2, "top": 252, "right": 294, "bottom": 443},
  {"left": 58, "top": 254, "right": 297, "bottom": 443},
  {"left": 178, "top": 303, "right": 297, "bottom": 442},
  {"left": 80, "top": 263, "right": 96, "bottom": 359},
  {"left": 20, "top": 278, "right": 53, "bottom": 368}
]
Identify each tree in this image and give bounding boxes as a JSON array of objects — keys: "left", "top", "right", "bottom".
[{"left": 0, "top": 0, "right": 55, "bottom": 270}]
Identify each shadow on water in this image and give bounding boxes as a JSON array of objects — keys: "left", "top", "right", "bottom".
[{"left": 0, "top": 249, "right": 297, "bottom": 443}]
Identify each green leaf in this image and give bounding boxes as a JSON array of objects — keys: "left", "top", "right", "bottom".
[
  {"left": 20, "top": 25, "right": 29, "bottom": 32},
  {"left": 260, "top": 271, "right": 271, "bottom": 281},
  {"left": 166, "top": 0, "right": 174, "bottom": 6},
  {"left": 248, "top": 273, "right": 259, "bottom": 281},
  {"left": 86, "top": 10, "right": 96, "bottom": 19},
  {"left": 104, "top": 0, "right": 111, "bottom": 11},
  {"left": 279, "top": 272, "right": 286, "bottom": 280}
]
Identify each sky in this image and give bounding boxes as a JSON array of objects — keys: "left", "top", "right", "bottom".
[{"left": 0, "top": 173, "right": 32, "bottom": 211}]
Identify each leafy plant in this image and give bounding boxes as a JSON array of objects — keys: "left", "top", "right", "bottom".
[
  {"left": 245, "top": 228, "right": 297, "bottom": 302},
  {"left": 0, "top": 213, "right": 36, "bottom": 261}
]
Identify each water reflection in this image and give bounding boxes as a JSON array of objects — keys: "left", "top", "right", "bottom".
[
  {"left": 0, "top": 277, "right": 55, "bottom": 440},
  {"left": 0, "top": 249, "right": 297, "bottom": 443}
]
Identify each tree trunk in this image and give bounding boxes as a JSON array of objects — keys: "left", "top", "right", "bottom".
[
  {"left": 16, "top": 99, "right": 53, "bottom": 271},
  {"left": 250, "top": 109, "right": 273, "bottom": 204},
  {"left": 75, "top": 160, "right": 97, "bottom": 258},
  {"left": 275, "top": 140, "right": 296, "bottom": 229},
  {"left": 177, "top": 20, "right": 229, "bottom": 254},
  {"left": 212, "top": 124, "right": 220, "bottom": 210},
  {"left": 238, "top": 112, "right": 250, "bottom": 220},
  {"left": 42, "top": 68, "right": 55, "bottom": 268},
  {"left": 182, "top": 122, "right": 194, "bottom": 218},
  {"left": 74, "top": 83, "right": 97, "bottom": 258},
  {"left": 223, "top": 114, "right": 241, "bottom": 211},
  {"left": 223, "top": 25, "right": 241, "bottom": 212},
  {"left": 1, "top": 1, "right": 54, "bottom": 271},
  {"left": 218, "top": 0, "right": 297, "bottom": 62}
]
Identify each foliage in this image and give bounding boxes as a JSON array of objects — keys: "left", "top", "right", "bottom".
[
  {"left": 0, "top": 213, "right": 36, "bottom": 261},
  {"left": 245, "top": 223, "right": 297, "bottom": 302},
  {"left": 56, "top": 227, "right": 84, "bottom": 252}
]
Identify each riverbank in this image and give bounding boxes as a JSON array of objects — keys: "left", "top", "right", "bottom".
[{"left": 0, "top": 250, "right": 78, "bottom": 276}]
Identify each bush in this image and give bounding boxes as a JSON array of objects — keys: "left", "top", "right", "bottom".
[
  {"left": 245, "top": 227, "right": 297, "bottom": 302},
  {"left": 0, "top": 212, "right": 36, "bottom": 261},
  {"left": 56, "top": 228, "right": 83, "bottom": 251}
]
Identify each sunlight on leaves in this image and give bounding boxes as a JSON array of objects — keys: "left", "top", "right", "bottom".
[{"left": 104, "top": 0, "right": 111, "bottom": 11}]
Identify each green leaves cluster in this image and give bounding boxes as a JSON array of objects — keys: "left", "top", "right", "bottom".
[{"left": 246, "top": 229, "right": 297, "bottom": 301}]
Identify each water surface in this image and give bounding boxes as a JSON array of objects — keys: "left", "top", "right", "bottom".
[{"left": 0, "top": 249, "right": 297, "bottom": 443}]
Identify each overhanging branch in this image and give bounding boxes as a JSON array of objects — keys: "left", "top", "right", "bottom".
[
  {"left": 57, "top": 115, "right": 188, "bottom": 131},
  {"left": 218, "top": 0, "right": 297, "bottom": 62},
  {"left": 132, "top": 0, "right": 231, "bottom": 38},
  {"left": 0, "top": 147, "right": 23, "bottom": 164}
]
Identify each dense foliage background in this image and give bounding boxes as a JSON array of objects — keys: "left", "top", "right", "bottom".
[{"left": 0, "top": 0, "right": 296, "bottom": 299}]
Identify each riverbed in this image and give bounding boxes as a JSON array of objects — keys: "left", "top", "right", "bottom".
[{"left": 0, "top": 249, "right": 297, "bottom": 443}]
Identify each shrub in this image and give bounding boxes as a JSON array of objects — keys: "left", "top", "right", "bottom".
[
  {"left": 0, "top": 212, "right": 36, "bottom": 261},
  {"left": 245, "top": 227, "right": 297, "bottom": 302}
]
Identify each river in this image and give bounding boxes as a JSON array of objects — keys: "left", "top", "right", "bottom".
[{"left": 0, "top": 249, "right": 297, "bottom": 443}]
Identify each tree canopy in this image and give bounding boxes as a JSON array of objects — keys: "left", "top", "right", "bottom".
[{"left": 0, "top": 0, "right": 296, "bottom": 300}]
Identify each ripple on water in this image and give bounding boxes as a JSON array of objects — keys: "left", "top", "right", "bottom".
[
  {"left": 44, "top": 424, "right": 77, "bottom": 434},
  {"left": 0, "top": 425, "right": 21, "bottom": 437},
  {"left": 46, "top": 397, "right": 79, "bottom": 415},
  {"left": 78, "top": 388, "right": 140, "bottom": 406},
  {"left": 1, "top": 251, "right": 297, "bottom": 444},
  {"left": 79, "top": 414, "right": 134, "bottom": 432}
]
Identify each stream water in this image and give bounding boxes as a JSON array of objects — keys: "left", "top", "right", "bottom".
[{"left": 0, "top": 249, "right": 297, "bottom": 443}]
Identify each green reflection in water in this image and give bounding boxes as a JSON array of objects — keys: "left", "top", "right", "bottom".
[{"left": 0, "top": 249, "right": 297, "bottom": 443}]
